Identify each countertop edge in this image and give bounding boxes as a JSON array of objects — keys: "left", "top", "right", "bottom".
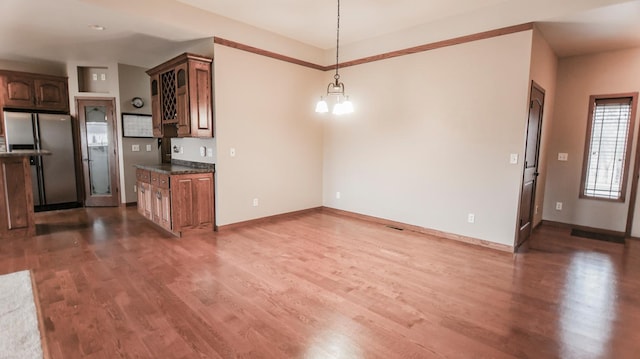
[
  {"left": 0, "top": 150, "right": 52, "bottom": 158},
  {"left": 134, "top": 163, "right": 215, "bottom": 175}
]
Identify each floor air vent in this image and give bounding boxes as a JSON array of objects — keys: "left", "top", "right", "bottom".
[
  {"left": 386, "top": 225, "right": 404, "bottom": 231},
  {"left": 570, "top": 228, "right": 625, "bottom": 244}
]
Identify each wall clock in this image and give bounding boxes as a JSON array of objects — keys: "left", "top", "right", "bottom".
[{"left": 131, "top": 97, "right": 144, "bottom": 108}]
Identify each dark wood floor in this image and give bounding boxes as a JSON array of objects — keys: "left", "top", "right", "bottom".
[{"left": 1, "top": 207, "right": 640, "bottom": 358}]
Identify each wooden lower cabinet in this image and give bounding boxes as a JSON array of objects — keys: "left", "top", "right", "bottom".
[
  {"left": 136, "top": 168, "right": 214, "bottom": 236},
  {"left": 152, "top": 187, "right": 171, "bottom": 231},
  {"left": 136, "top": 181, "right": 152, "bottom": 220},
  {"left": 0, "top": 156, "right": 36, "bottom": 238},
  {"left": 171, "top": 174, "right": 214, "bottom": 231}
]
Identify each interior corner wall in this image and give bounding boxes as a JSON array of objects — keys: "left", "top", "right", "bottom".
[
  {"left": 529, "top": 27, "right": 558, "bottom": 227},
  {"left": 322, "top": 30, "right": 533, "bottom": 246},
  {"left": 117, "top": 63, "right": 160, "bottom": 203},
  {"left": 543, "top": 48, "right": 640, "bottom": 232},
  {"left": 213, "top": 44, "right": 324, "bottom": 226}
]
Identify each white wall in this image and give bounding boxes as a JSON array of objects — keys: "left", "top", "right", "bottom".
[
  {"left": 322, "top": 31, "right": 533, "bottom": 247},
  {"left": 544, "top": 48, "right": 640, "bottom": 233},
  {"left": 118, "top": 63, "right": 161, "bottom": 203},
  {"left": 213, "top": 44, "right": 324, "bottom": 226},
  {"left": 529, "top": 27, "right": 558, "bottom": 226}
]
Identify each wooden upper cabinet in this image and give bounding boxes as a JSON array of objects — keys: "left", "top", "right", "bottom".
[
  {"left": 175, "top": 63, "right": 189, "bottom": 136},
  {"left": 35, "top": 78, "right": 69, "bottom": 112},
  {"left": 146, "top": 53, "right": 213, "bottom": 138},
  {"left": 0, "top": 71, "right": 69, "bottom": 113},
  {"left": 189, "top": 61, "right": 213, "bottom": 138},
  {"left": 3, "top": 74, "right": 35, "bottom": 108},
  {"left": 150, "top": 74, "right": 163, "bottom": 137}
]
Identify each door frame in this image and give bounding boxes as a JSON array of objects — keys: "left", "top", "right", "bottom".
[
  {"left": 625, "top": 95, "right": 640, "bottom": 236},
  {"left": 516, "top": 81, "right": 545, "bottom": 249},
  {"left": 75, "top": 97, "right": 120, "bottom": 207}
]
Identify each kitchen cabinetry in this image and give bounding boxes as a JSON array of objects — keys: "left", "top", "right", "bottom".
[
  {"left": 0, "top": 71, "right": 69, "bottom": 113},
  {"left": 146, "top": 53, "right": 213, "bottom": 138},
  {"left": 0, "top": 151, "right": 51, "bottom": 239},
  {"left": 171, "top": 174, "right": 214, "bottom": 231},
  {"left": 150, "top": 171, "right": 171, "bottom": 231},
  {"left": 0, "top": 156, "right": 35, "bottom": 238},
  {"left": 136, "top": 167, "right": 214, "bottom": 236},
  {"left": 136, "top": 169, "right": 152, "bottom": 219}
]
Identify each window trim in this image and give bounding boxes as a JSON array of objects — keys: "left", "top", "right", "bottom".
[{"left": 579, "top": 92, "right": 638, "bottom": 202}]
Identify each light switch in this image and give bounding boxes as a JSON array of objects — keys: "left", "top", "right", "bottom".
[
  {"left": 100, "top": 73, "right": 106, "bottom": 81},
  {"left": 510, "top": 153, "right": 518, "bottom": 164},
  {"left": 230, "top": 148, "right": 236, "bottom": 157},
  {"left": 146, "top": 144, "right": 152, "bottom": 152},
  {"left": 92, "top": 73, "right": 98, "bottom": 81},
  {"left": 131, "top": 144, "right": 140, "bottom": 152},
  {"left": 206, "top": 148, "right": 213, "bottom": 157},
  {"left": 558, "top": 153, "right": 568, "bottom": 161}
]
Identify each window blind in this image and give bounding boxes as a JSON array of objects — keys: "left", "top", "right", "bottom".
[{"left": 583, "top": 98, "right": 633, "bottom": 200}]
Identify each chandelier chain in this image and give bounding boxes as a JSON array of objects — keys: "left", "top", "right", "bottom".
[{"left": 335, "top": 0, "right": 340, "bottom": 81}]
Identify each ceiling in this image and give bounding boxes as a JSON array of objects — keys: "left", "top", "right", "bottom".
[{"left": 0, "top": 0, "right": 639, "bottom": 68}]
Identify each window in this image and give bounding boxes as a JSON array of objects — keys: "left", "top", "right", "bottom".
[{"left": 580, "top": 94, "right": 637, "bottom": 201}]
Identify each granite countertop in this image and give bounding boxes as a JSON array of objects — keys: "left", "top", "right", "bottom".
[
  {"left": 0, "top": 150, "right": 52, "bottom": 157},
  {"left": 135, "top": 161, "right": 215, "bottom": 175}
]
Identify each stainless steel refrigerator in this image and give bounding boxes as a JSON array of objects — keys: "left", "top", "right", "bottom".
[{"left": 3, "top": 111, "right": 79, "bottom": 211}]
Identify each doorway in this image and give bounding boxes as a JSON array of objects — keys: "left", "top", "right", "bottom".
[
  {"left": 516, "top": 82, "right": 545, "bottom": 248},
  {"left": 76, "top": 98, "right": 120, "bottom": 207}
]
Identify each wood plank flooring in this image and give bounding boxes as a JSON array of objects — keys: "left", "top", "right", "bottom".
[{"left": 1, "top": 207, "right": 639, "bottom": 358}]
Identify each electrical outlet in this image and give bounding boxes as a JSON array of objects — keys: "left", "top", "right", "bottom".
[
  {"left": 336, "top": 191, "right": 341, "bottom": 199},
  {"left": 131, "top": 144, "right": 140, "bottom": 152},
  {"left": 100, "top": 73, "right": 106, "bottom": 81},
  {"left": 558, "top": 153, "right": 568, "bottom": 161},
  {"left": 146, "top": 144, "right": 151, "bottom": 152},
  {"left": 467, "top": 213, "right": 475, "bottom": 223},
  {"left": 199, "top": 146, "right": 206, "bottom": 157},
  {"left": 180, "top": 146, "right": 184, "bottom": 154},
  {"left": 252, "top": 198, "right": 259, "bottom": 207},
  {"left": 230, "top": 147, "right": 236, "bottom": 157},
  {"left": 207, "top": 148, "right": 213, "bottom": 157},
  {"left": 535, "top": 205, "right": 539, "bottom": 214},
  {"left": 92, "top": 73, "right": 97, "bottom": 81},
  {"left": 555, "top": 202, "right": 563, "bottom": 210}
]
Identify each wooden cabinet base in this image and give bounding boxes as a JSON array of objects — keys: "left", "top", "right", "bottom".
[
  {"left": 136, "top": 169, "right": 214, "bottom": 237},
  {"left": 0, "top": 156, "right": 36, "bottom": 239}
]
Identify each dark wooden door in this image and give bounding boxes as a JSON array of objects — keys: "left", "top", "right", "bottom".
[
  {"left": 77, "top": 98, "right": 120, "bottom": 207},
  {"left": 517, "top": 82, "right": 545, "bottom": 248}
]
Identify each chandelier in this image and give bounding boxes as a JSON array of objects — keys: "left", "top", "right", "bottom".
[{"left": 315, "top": 0, "right": 354, "bottom": 115}]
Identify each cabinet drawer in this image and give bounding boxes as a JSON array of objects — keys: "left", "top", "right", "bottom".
[
  {"left": 151, "top": 172, "right": 170, "bottom": 189},
  {"left": 136, "top": 169, "right": 150, "bottom": 183}
]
